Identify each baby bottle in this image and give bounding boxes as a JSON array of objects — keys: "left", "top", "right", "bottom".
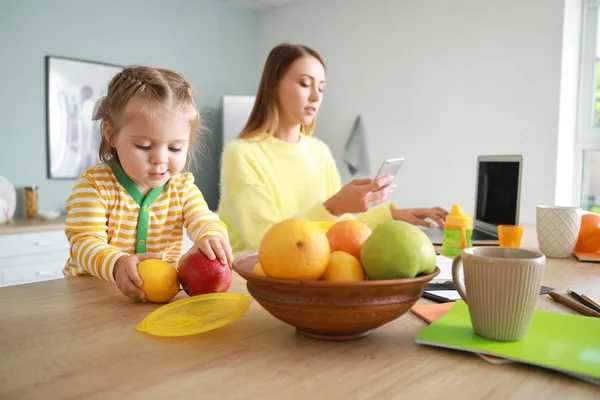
[{"left": 442, "top": 204, "right": 473, "bottom": 257}]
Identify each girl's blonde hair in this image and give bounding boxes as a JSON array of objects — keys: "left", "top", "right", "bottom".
[
  {"left": 95, "top": 66, "right": 201, "bottom": 169},
  {"left": 239, "top": 43, "right": 326, "bottom": 139}
]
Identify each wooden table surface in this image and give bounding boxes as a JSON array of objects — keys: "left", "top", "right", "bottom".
[{"left": 1, "top": 225, "right": 599, "bottom": 399}]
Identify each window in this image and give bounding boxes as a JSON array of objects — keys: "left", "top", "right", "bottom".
[
  {"left": 594, "top": 11, "right": 600, "bottom": 127},
  {"left": 582, "top": 150, "right": 600, "bottom": 211},
  {"left": 578, "top": 2, "right": 600, "bottom": 208}
]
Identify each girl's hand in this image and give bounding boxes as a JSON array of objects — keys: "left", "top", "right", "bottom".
[
  {"left": 392, "top": 207, "right": 449, "bottom": 228},
  {"left": 113, "top": 252, "right": 161, "bottom": 302},
  {"left": 324, "top": 175, "right": 396, "bottom": 216},
  {"left": 181, "top": 235, "right": 234, "bottom": 268}
]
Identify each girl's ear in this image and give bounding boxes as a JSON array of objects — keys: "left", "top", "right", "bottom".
[{"left": 102, "top": 122, "right": 114, "bottom": 147}]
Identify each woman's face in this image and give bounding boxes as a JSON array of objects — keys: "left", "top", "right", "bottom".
[{"left": 276, "top": 55, "right": 326, "bottom": 127}]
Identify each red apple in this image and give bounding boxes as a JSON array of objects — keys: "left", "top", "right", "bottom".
[{"left": 178, "top": 252, "right": 232, "bottom": 296}]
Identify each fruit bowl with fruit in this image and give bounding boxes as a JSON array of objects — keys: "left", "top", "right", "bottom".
[{"left": 232, "top": 219, "right": 440, "bottom": 341}]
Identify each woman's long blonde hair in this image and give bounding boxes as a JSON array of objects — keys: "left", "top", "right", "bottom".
[
  {"left": 239, "top": 43, "right": 326, "bottom": 139},
  {"left": 96, "top": 66, "right": 202, "bottom": 169}
]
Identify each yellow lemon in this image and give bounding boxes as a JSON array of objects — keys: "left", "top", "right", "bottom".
[
  {"left": 252, "top": 262, "right": 266, "bottom": 276},
  {"left": 259, "top": 218, "right": 330, "bottom": 280},
  {"left": 320, "top": 251, "right": 365, "bottom": 282},
  {"left": 137, "top": 259, "right": 180, "bottom": 303}
]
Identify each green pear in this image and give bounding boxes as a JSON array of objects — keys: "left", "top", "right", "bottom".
[{"left": 361, "top": 220, "right": 437, "bottom": 280}]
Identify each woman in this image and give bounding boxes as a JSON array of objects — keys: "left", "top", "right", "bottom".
[{"left": 218, "top": 43, "right": 448, "bottom": 252}]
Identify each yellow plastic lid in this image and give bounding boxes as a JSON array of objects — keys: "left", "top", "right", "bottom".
[
  {"left": 136, "top": 293, "right": 253, "bottom": 337},
  {"left": 445, "top": 204, "right": 473, "bottom": 227}
]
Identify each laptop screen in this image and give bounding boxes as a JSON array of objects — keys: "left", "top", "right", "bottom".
[{"left": 475, "top": 161, "right": 520, "bottom": 226}]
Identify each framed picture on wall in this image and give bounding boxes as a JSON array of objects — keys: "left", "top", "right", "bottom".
[{"left": 46, "top": 56, "right": 122, "bottom": 179}]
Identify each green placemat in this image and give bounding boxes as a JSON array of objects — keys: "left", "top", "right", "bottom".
[{"left": 416, "top": 301, "right": 600, "bottom": 384}]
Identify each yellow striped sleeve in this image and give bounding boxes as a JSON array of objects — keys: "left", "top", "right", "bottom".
[
  {"left": 181, "top": 175, "right": 228, "bottom": 242},
  {"left": 64, "top": 176, "right": 128, "bottom": 282}
]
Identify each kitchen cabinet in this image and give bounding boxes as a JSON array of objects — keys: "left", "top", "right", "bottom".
[{"left": 0, "top": 217, "right": 194, "bottom": 287}]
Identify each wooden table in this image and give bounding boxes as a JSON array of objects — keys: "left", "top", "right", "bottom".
[{"left": 1, "top": 225, "right": 599, "bottom": 399}]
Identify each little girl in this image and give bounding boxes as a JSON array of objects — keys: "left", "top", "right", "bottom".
[{"left": 63, "top": 66, "right": 232, "bottom": 302}]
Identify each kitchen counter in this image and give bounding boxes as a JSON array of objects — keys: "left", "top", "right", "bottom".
[
  {"left": 0, "top": 215, "right": 66, "bottom": 235},
  {"left": 0, "top": 226, "right": 599, "bottom": 399}
]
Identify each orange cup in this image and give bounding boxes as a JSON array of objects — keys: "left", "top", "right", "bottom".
[{"left": 498, "top": 225, "right": 524, "bottom": 248}]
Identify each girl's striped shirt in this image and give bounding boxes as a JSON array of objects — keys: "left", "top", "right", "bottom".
[{"left": 63, "top": 161, "right": 228, "bottom": 282}]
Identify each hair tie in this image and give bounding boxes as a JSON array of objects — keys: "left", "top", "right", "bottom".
[{"left": 91, "top": 96, "right": 107, "bottom": 121}]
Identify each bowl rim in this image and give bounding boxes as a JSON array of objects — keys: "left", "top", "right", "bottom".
[{"left": 232, "top": 251, "right": 440, "bottom": 287}]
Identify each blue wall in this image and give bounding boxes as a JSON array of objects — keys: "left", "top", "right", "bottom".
[{"left": 0, "top": 0, "right": 259, "bottom": 214}]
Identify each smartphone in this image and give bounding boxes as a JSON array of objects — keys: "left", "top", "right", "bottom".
[{"left": 373, "top": 158, "right": 404, "bottom": 191}]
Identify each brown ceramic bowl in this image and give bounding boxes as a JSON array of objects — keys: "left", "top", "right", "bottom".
[{"left": 232, "top": 252, "right": 440, "bottom": 341}]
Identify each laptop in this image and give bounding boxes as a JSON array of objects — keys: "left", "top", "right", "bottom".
[{"left": 423, "top": 155, "right": 523, "bottom": 245}]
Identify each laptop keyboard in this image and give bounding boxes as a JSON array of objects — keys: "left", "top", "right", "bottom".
[
  {"left": 420, "top": 226, "right": 497, "bottom": 243},
  {"left": 471, "top": 229, "right": 497, "bottom": 241},
  {"left": 419, "top": 227, "right": 444, "bottom": 243}
]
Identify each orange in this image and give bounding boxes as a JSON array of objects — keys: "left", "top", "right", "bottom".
[
  {"left": 252, "top": 262, "right": 266, "bottom": 276},
  {"left": 326, "top": 220, "right": 372, "bottom": 260},
  {"left": 320, "top": 251, "right": 365, "bottom": 282},
  {"left": 578, "top": 236, "right": 600, "bottom": 253},
  {"left": 259, "top": 218, "right": 330, "bottom": 280},
  {"left": 137, "top": 259, "right": 180, "bottom": 303},
  {"left": 575, "top": 213, "right": 600, "bottom": 252}
]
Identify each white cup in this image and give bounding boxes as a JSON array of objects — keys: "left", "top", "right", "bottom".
[{"left": 536, "top": 205, "right": 581, "bottom": 259}]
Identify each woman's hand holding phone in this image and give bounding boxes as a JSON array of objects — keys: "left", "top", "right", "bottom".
[
  {"left": 373, "top": 158, "right": 404, "bottom": 192},
  {"left": 324, "top": 176, "right": 396, "bottom": 216}
]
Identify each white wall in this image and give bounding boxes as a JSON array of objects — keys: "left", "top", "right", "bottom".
[{"left": 259, "top": 0, "right": 568, "bottom": 222}]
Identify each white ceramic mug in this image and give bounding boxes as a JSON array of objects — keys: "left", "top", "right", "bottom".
[
  {"left": 536, "top": 205, "right": 581, "bottom": 259},
  {"left": 452, "top": 247, "right": 545, "bottom": 342}
]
